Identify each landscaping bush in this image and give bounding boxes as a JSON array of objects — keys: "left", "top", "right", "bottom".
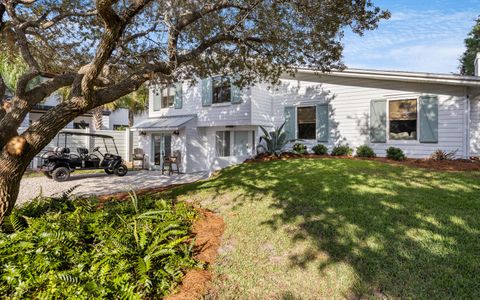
[
  {"left": 0, "top": 192, "right": 198, "bottom": 299},
  {"left": 355, "top": 145, "right": 376, "bottom": 158},
  {"left": 292, "top": 143, "right": 307, "bottom": 154},
  {"left": 312, "top": 144, "right": 328, "bottom": 155},
  {"left": 330, "top": 145, "right": 353, "bottom": 156},
  {"left": 430, "top": 149, "right": 458, "bottom": 161},
  {"left": 386, "top": 147, "right": 406, "bottom": 161}
]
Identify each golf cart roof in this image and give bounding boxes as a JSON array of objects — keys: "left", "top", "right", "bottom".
[{"left": 59, "top": 131, "right": 114, "bottom": 139}]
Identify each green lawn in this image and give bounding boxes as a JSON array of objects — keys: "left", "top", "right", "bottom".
[{"left": 166, "top": 158, "right": 480, "bottom": 299}]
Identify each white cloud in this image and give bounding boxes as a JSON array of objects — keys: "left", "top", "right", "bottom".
[{"left": 342, "top": 8, "right": 478, "bottom": 73}]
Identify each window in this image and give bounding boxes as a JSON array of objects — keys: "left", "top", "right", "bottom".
[
  {"left": 153, "top": 85, "right": 175, "bottom": 111},
  {"left": 216, "top": 131, "right": 254, "bottom": 157},
  {"left": 389, "top": 99, "right": 417, "bottom": 140},
  {"left": 215, "top": 131, "right": 230, "bottom": 157},
  {"left": 161, "top": 85, "right": 175, "bottom": 108},
  {"left": 233, "top": 131, "right": 250, "bottom": 156},
  {"left": 212, "top": 76, "right": 231, "bottom": 104},
  {"left": 297, "top": 106, "right": 316, "bottom": 139},
  {"left": 73, "top": 121, "right": 89, "bottom": 129}
]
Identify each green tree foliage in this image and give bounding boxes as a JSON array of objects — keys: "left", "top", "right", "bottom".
[
  {"left": 113, "top": 85, "right": 148, "bottom": 127},
  {"left": 0, "top": 0, "right": 390, "bottom": 225},
  {"left": 460, "top": 16, "right": 480, "bottom": 75},
  {"left": 0, "top": 52, "right": 27, "bottom": 92}
]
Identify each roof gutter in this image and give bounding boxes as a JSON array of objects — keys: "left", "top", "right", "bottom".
[{"left": 293, "top": 68, "right": 480, "bottom": 88}]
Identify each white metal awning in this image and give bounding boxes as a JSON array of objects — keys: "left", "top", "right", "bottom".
[{"left": 132, "top": 115, "right": 195, "bottom": 131}]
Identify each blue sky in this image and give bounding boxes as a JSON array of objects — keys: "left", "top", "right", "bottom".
[{"left": 342, "top": 0, "right": 480, "bottom": 74}]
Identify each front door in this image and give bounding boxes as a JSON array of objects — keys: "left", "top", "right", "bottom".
[{"left": 152, "top": 134, "right": 172, "bottom": 169}]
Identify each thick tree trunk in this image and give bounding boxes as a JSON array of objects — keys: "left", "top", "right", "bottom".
[{"left": 0, "top": 154, "right": 30, "bottom": 224}]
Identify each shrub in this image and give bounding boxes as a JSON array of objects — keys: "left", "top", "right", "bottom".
[
  {"left": 430, "top": 149, "right": 458, "bottom": 161},
  {"left": 292, "top": 143, "right": 307, "bottom": 154},
  {"left": 331, "top": 145, "right": 353, "bottom": 156},
  {"left": 312, "top": 144, "right": 328, "bottom": 155},
  {"left": 355, "top": 145, "right": 376, "bottom": 158},
  {"left": 0, "top": 192, "right": 198, "bottom": 299},
  {"left": 386, "top": 147, "right": 406, "bottom": 161}
]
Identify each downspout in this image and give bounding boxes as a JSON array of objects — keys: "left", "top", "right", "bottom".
[{"left": 465, "top": 88, "right": 471, "bottom": 159}]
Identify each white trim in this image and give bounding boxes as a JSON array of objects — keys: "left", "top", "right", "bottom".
[
  {"left": 214, "top": 129, "right": 255, "bottom": 158},
  {"left": 295, "top": 104, "right": 317, "bottom": 140},
  {"left": 386, "top": 97, "right": 419, "bottom": 143},
  {"left": 294, "top": 68, "right": 480, "bottom": 88},
  {"left": 465, "top": 89, "right": 470, "bottom": 158}
]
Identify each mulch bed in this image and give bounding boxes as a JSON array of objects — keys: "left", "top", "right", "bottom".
[
  {"left": 245, "top": 152, "right": 480, "bottom": 172},
  {"left": 165, "top": 209, "right": 225, "bottom": 300},
  {"left": 96, "top": 186, "right": 225, "bottom": 300}
]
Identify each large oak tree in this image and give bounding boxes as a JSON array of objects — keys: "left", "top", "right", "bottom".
[{"left": 0, "top": 0, "right": 389, "bottom": 224}]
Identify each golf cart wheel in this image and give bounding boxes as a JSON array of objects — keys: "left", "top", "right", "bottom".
[
  {"left": 52, "top": 167, "right": 70, "bottom": 182},
  {"left": 104, "top": 168, "right": 114, "bottom": 175},
  {"left": 114, "top": 164, "right": 128, "bottom": 177},
  {"left": 43, "top": 171, "right": 52, "bottom": 179}
]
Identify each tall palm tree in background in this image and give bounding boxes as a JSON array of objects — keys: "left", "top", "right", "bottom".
[
  {"left": 91, "top": 84, "right": 148, "bottom": 129},
  {"left": 114, "top": 84, "right": 148, "bottom": 127}
]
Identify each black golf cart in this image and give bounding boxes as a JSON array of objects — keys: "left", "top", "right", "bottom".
[{"left": 38, "top": 131, "right": 128, "bottom": 182}]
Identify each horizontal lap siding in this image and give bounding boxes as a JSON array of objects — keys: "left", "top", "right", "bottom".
[
  {"left": 251, "top": 84, "right": 274, "bottom": 126},
  {"left": 148, "top": 83, "right": 252, "bottom": 127},
  {"left": 91, "top": 130, "right": 128, "bottom": 159},
  {"left": 271, "top": 77, "right": 466, "bottom": 158},
  {"left": 470, "top": 99, "right": 480, "bottom": 156}
]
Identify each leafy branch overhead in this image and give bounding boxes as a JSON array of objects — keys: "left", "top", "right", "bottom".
[{"left": 0, "top": 0, "right": 389, "bottom": 224}]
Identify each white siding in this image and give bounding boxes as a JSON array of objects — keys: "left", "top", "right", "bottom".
[
  {"left": 148, "top": 82, "right": 252, "bottom": 127},
  {"left": 202, "top": 126, "right": 258, "bottom": 172},
  {"left": 270, "top": 76, "right": 467, "bottom": 158},
  {"left": 250, "top": 83, "right": 273, "bottom": 126},
  {"left": 470, "top": 98, "right": 480, "bottom": 156}
]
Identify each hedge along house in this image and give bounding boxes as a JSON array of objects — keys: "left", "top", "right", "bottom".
[{"left": 133, "top": 63, "right": 480, "bottom": 173}]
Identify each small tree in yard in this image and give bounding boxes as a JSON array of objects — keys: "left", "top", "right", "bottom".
[
  {"left": 0, "top": 0, "right": 389, "bottom": 224},
  {"left": 460, "top": 16, "right": 480, "bottom": 75}
]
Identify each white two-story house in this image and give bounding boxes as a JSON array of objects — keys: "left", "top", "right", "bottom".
[{"left": 133, "top": 63, "right": 480, "bottom": 173}]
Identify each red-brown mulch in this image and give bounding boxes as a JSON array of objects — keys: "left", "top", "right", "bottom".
[
  {"left": 96, "top": 188, "right": 225, "bottom": 300},
  {"left": 165, "top": 209, "right": 225, "bottom": 300},
  {"left": 245, "top": 152, "right": 480, "bottom": 172}
]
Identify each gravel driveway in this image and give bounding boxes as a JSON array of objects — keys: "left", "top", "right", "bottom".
[{"left": 17, "top": 170, "right": 209, "bottom": 206}]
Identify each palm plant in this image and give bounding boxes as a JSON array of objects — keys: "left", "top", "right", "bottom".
[
  {"left": 115, "top": 85, "right": 148, "bottom": 127},
  {"left": 257, "top": 122, "right": 291, "bottom": 157},
  {"left": 91, "top": 85, "right": 148, "bottom": 129}
]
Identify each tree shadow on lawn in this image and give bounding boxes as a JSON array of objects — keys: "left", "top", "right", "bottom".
[{"left": 170, "top": 158, "right": 480, "bottom": 299}]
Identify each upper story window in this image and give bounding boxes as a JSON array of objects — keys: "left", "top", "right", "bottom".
[
  {"left": 297, "top": 106, "right": 316, "bottom": 139},
  {"left": 153, "top": 85, "right": 175, "bottom": 111},
  {"left": 389, "top": 99, "right": 417, "bottom": 140},
  {"left": 212, "top": 76, "right": 231, "bottom": 104}
]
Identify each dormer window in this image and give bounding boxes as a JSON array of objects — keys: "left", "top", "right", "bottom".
[{"left": 212, "top": 76, "right": 231, "bottom": 104}]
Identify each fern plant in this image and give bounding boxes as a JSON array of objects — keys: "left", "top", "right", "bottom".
[{"left": 0, "top": 191, "right": 199, "bottom": 299}]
